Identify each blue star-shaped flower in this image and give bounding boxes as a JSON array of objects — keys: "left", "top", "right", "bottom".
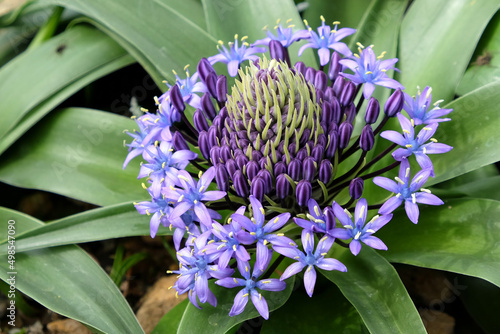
[
  {"left": 252, "top": 19, "right": 310, "bottom": 48},
  {"left": 373, "top": 159, "right": 444, "bottom": 223},
  {"left": 403, "top": 86, "right": 452, "bottom": 125}
]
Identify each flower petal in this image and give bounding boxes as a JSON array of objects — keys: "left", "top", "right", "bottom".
[
  {"left": 251, "top": 289, "right": 269, "bottom": 320},
  {"left": 303, "top": 266, "right": 317, "bottom": 297},
  {"left": 229, "top": 289, "right": 249, "bottom": 317}
]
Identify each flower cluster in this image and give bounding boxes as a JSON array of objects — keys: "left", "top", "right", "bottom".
[{"left": 124, "top": 17, "right": 452, "bottom": 320}]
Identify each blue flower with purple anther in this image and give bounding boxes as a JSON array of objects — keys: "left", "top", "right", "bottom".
[
  {"left": 253, "top": 19, "right": 310, "bottom": 48},
  {"left": 134, "top": 191, "right": 178, "bottom": 238},
  {"left": 330, "top": 198, "right": 392, "bottom": 256},
  {"left": 299, "top": 16, "right": 356, "bottom": 66},
  {"left": 403, "top": 86, "right": 452, "bottom": 125},
  {"left": 138, "top": 141, "right": 197, "bottom": 198},
  {"left": 166, "top": 66, "right": 207, "bottom": 109},
  {"left": 232, "top": 196, "right": 294, "bottom": 271},
  {"left": 215, "top": 252, "right": 286, "bottom": 319},
  {"left": 169, "top": 231, "right": 234, "bottom": 307},
  {"left": 380, "top": 113, "right": 453, "bottom": 176},
  {"left": 123, "top": 118, "right": 155, "bottom": 169},
  {"left": 373, "top": 159, "right": 444, "bottom": 224},
  {"left": 274, "top": 229, "right": 347, "bottom": 297},
  {"left": 340, "top": 45, "right": 404, "bottom": 99},
  {"left": 164, "top": 167, "right": 226, "bottom": 227},
  {"left": 293, "top": 199, "right": 335, "bottom": 236},
  {"left": 203, "top": 217, "right": 251, "bottom": 269},
  {"left": 208, "top": 35, "right": 266, "bottom": 77}
]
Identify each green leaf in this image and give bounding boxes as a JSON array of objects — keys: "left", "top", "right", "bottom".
[
  {"left": 0, "top": 25, "right": 129, "bottom": 144},
  {"left": 151, "top": 299, "right": 189, "bottom": 334},
  {"left": 448, "top": 175, "right": 500, "bottom": 201},
  {"left": 0, "top": 108, "right": 148, "bottom": 206},
  {"left": 398, "top": 0, "right": 500, "bottom": 103},
  {"left": 39, "top": 0, "right": 216, "bottom": 84},
  {"left": 177, "top": 277, "right": 295, "bottom": 334},
  {"left": 321, "top": 246, "right": 426, "bottom": 334},
  {"left": 201, "top": 0, "right": 317, "bottom": 67},
  {"left": 456, "top": 10, "right": 500, "bottom": 96},
  {"left": 0, "top": 208, "right": 144, "bottom": 334},
  {"left": 261, "top": 284, "right": 364, "bottom": 333},
  {"left": 0, "top": 201, "right": 165, "bottom": 254},
  {"left": 378, "top": 198, "right": 500, "bottom": 288},
  {"left": 426, "top": 80, "right": 500, "bottom": 186}
]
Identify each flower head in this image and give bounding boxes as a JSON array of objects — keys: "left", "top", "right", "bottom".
[
  {"left": 253, "top": 19, "right": 310, "bottom": 48},
  {"left": 299, "top": 16, "right": 356, "bottom": 66},
  {"left": 165, "top": 167, "right": 226, "bottom": 226},
  {"left": 330, "top": 198, "right": 392, "bottom": 256},
  {"left": 381, "top": 113, "right": 453, "bottom": 176},
  {"left": 208, "top": 35, "right": 266, "bottom": 77},
  {"left": 403, "top": 86, "right": 452, "bottom": 125},
  {"left": 373, "top": 159, "right": 444, "bottom": 223},
  {"left": 274, "top": 229, "right": 347, "bottom": 297},
  {"left": 340, "top": 45, "right": 404, "bottom": 98}
]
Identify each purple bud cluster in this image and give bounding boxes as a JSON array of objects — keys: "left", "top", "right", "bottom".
[{"left": 123, "top": 17, "right": 454, "bottom": 321}]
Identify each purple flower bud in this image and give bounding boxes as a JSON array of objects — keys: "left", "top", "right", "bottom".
[
  {"left": 235, "top": 155, "right": 249, "bottom": 171},
  {"left": 251, "top": 177, "right": 266, "bottom": 202},
  {"left": 324, "top": 87, "right": 335, "bottom": 103},
  {"left": 328, "top": 52, "right": 342, "bottom": 81},
  {"left": 226, "top": 159, "right": 237, "bottom": 179},
  {"left": 198, "top": 131, "right": 210, "bottom": 159},
  {"left": 349, "top": 178, "right": 364, "bottom": 200},
  {"left": 296, "top": 147, "right": 308, "bottom": 161},
  {"left": 201, "top": 93, "right": 217, "bottom": 120},
  {"left": 252, "top": 150, "right": 263, "bottom": 162},
  {"left": 193, "top": 109, "right": 209, "bottom": 132},
  {"left": 216, "top": 75, "right": 228, "bottom": 103},
  {"left": 173, "top": 132, "right": 189, "bottom": 151},
  {"left": 208, "top": 126, "right": 219, "bottom": 147},
  {"left": 246, "top": 161, "right": 260, "bottom": 181},
  {"left": 339, "top": 122, "right": 353, "bottom": 149},
  {"left": 170, "top": 84, "right": 185, "bottom": 113},
  {"left": 302, "top": 157, "right": 316, "bottom": 182},
  {"left": 276, "top": 174, "right": 291, "bottom": 199},
  {"left": 197, "top": 58, "right": 216, "bottom": 83},
  {"left": 205, "top": 72, "right": 217, "bottom": 99},
  {"left": 319, "top": 160, "right": 333, "bottom": 184},
  {"left": 332, "top": 76, "right": 345, "bottom": 97},
  {"left": 305, "top": 67, "right": 316, "bottom": 83},
  {"left": 274, "top": 161, "right": 287, "bottom": 176},
  {"left": 316, "top": 89, "right": 324, "bottom": 104},
  {"left": 360, "top": 125, "right": 375, "bottom": 151},
  {"left": 384, "top": 89, "right": 404, "bottom": 117},
  {"left": 258, "top": 157, "right": 268, "bottom": 169},
  {"left": 314, "top": 71, "right": 328, "bottom": 92},
  {"left": 325, "top": 207, "right": 335, "bottom": 230},
  {"left": 295, "top": 62, "right": 306, "bottom": 76},
  {"left": 340, "top": 81, "right": 356, "bottom": 106},
  {"left": 288, "top": 158, "right": 302, "bottom": 181},
  {"left": 311, "top": 145, "right": 324, "bottom": 162},
  {"left": 344, "top": 103, "right": 356, "bottom": 124},
  {"left": 269, "top": 40, "right": 286, "bottom": 62},
  {"left": 365, "top": 97, "right": 380, "bottom": 124},
  {"left": 317, "top": 134, "right": 327, "bottom": 148},
  {"left": 233, "top": 170, "right": 249, "bottom": 197},
  {"left": 322, "top": 101, "right": 333, "bottom": 124},
  {"left": 325, "top": 130, "right": 338, "bottom": 158},
  {"left": 257, "top": 169, "right": 272, "bottom": 193},
  {"left": 330, "top": 97, "right": 342, "bottom": 124},
  {"left": 296, "top": 180, "right": 312, "bottom": 207},
  {"left": 215, "top": 164, "right": 229, "bottom": 192},
  {"left": 217, "top": 145, "right": 229, "bottom": 163},
  {"left": 210, "top": 146, "right": 221, "bottom": 165}
]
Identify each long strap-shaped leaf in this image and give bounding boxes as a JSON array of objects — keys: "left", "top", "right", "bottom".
[
  {"left": 379, "top": 198, "right": 500, "bottom": 288},
  {"left": 0, "top": 207, "right": 145, "bottom": 334},
  {"left": 0, "top": 108, "right": 148, "bottom": 206},
  {"left": 0, "top": 25, "right": 130, "bottom": 147},
  {"left": 39, "top": 0, "right": 217, "bottom": 84},
  {"left": 321, "top": 246, "right": 427, "bottom": 334}
]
